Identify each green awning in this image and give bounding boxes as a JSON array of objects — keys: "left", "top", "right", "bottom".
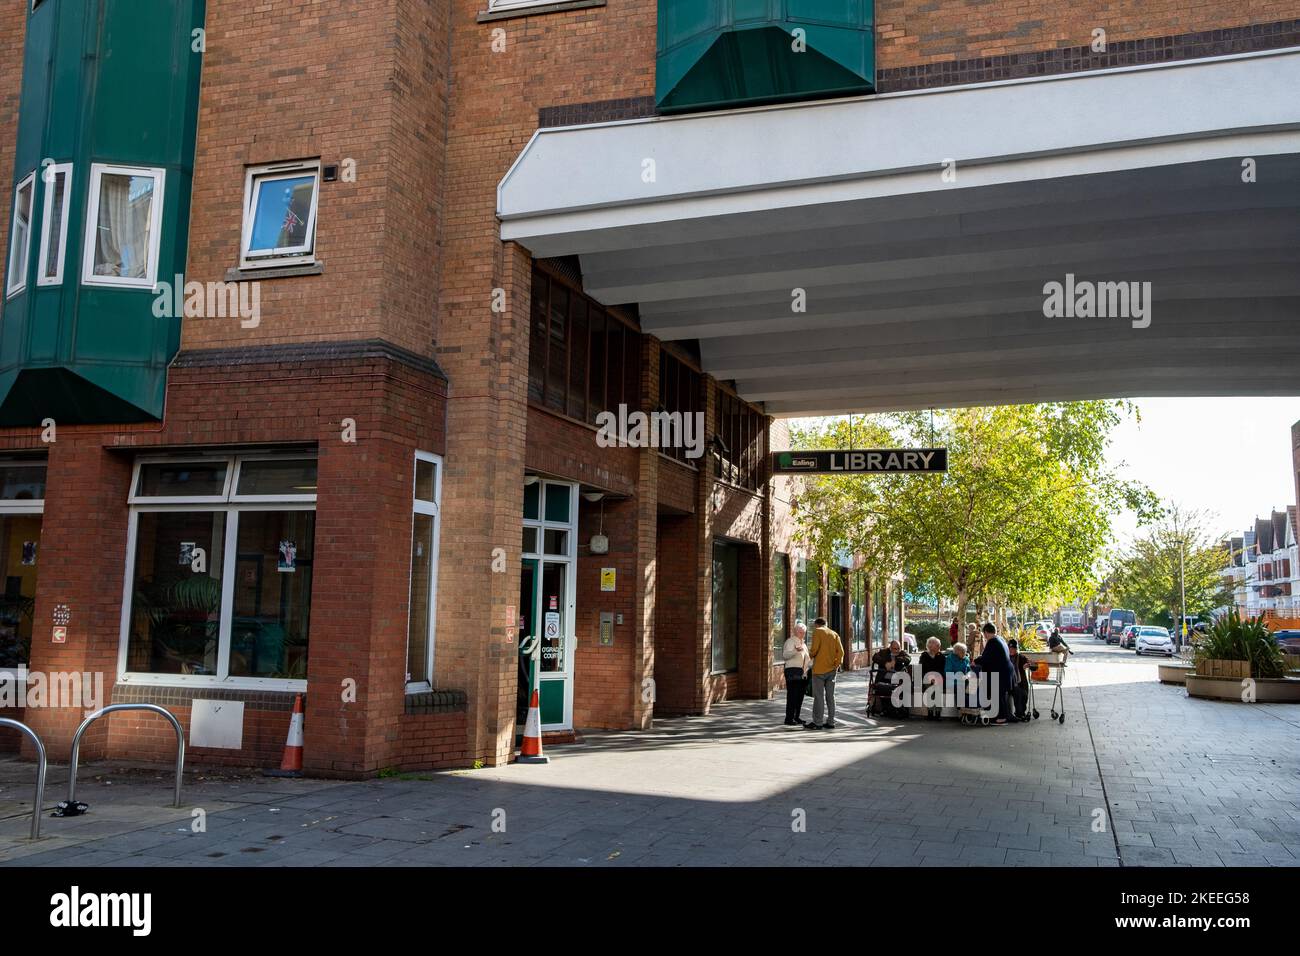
[{"left": 657, "top": 1, "right": 874, "bottom": 113}]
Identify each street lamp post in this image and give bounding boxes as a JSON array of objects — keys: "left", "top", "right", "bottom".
[{"left": 1178, "top": 535, "right": 1187, "bottom": 651}]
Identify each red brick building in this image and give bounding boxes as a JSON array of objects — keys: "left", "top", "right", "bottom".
[{"left": 1, "top": 0, "right": 1296, "bottom": 774}]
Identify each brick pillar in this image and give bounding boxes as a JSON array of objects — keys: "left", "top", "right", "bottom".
[
  {"left": 433, "top": 241, "right": 530, "bottom": 766},
  {"left": 631, "top": 337, "right": 660, "bottom": 729},
  {"left": 24, "top": 433, "right": 133, "bottom": 761},
  {"left": 696, "top": 379, "right": 717, "bottom": 712}
]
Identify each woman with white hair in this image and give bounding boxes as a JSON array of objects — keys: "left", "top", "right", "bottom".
[
  {"left": 782, "top": 623, "right": 813, "bottom": 727},
  {"left": 919, "top": 636, "right": 946, "bottom": 719}
]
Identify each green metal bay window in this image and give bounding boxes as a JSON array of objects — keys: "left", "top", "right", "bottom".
[
  {"left": 0, "top": 0, "right": 206, "bottom": 426},
  {"left": 656, "top": 0, "right": 874, "bottom": 113}
]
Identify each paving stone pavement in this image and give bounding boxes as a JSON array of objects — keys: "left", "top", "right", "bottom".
[{"left": 1, "top": 641, "right": 1297, "bottom": 867}]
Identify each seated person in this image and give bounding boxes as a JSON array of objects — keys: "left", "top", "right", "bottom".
[
  {"left": 870, "top": 639, "right": 911, "bottom": 716},
  {"left": 1007, "top": 638, "right": 1032, "bottom": 721},
  {"left": 919, "top": 636, "right": 946, "bottom": 718},
  {"left": 1048, "top": 628, "right": 1071, "bottom": 656},
  {"left": 944, "top": 641, "right": 973, "bottom": 709}
]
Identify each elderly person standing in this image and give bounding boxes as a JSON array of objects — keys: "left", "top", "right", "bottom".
[{"left": 782, "top": 623, "right": 813, "bottom": 727}]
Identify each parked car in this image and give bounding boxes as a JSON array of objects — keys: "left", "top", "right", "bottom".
[
  {"left": 1034, "top": 621, "right": 1054, "bottom": 639},
  {"left": 1134, "top": 625, "right": 1174, "bottom": 656},
  {"left": 1115, "top": 624, "right": 1139, "bottom": 647},
  {"left": 1272, "top": 629, "right": 1300, "bottom": 658}
]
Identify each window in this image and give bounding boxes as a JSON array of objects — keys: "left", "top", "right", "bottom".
[
  {"left": 771, "top": 553, "right": 788, "bottom": 663},
  {"left": 82, "top": 164, "right": 165, "bottom": 288},
  {"left": 0, "top": 460, "right": 45, "bottom": 672},
  {"left": 6, "top": 172, "right": 34, "bottom": 297},
  {"left": 712, "top": 541, "right": 740, "bottom": 673},
  {"left": 715, "top": 387, "right": 766, "bottom": 491},
  {"left": 36, "top": 163, "right": 71, "bottom": 285},
  {"left": 659, "top": 350, "right": 703, "bottom": 466},
  {"left": 241, "top": 161, "right": 321, "bottom": 269},
  {"left": 850, "top": 571, "right": 866, "bottom": 651},
  {"left": 794, "top": 557, "right": 820, "bottom": 631},
  {"left": 872, "top": 579, "right": 886, "bottom": 647},
  {"left": 119, "top": 455, "right": 317, "bottom": 687},
  {"left": 529, "top": 264, "right": 641, "bottom": 425},
  {"left": 406, "top": 453, "right": 442, "bottom": 689}
]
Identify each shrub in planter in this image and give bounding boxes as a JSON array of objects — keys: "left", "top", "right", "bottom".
[
  {"left": 1193, "top": 611, "right": 1285, "bottom": 679},
  {"left": 908, "top": 621, "right": 950, "bottom": 646}
]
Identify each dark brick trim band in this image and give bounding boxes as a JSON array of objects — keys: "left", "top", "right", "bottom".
[
  {"left": 538, "top": 19, "right": 1300, "bottom": 126},
  {"left": 112, "top": 683, "right": 300, "bottom": 712},
  {"left": 171, "top": 338, "right": 448, "bottom": 382},
  {"left": 876, "top": 19, "right": 1300, "bottom": 92},
  {"left": 405, "top": 689, "right": 468, "bottom": 715}
]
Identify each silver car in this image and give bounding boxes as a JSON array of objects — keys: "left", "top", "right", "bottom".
[{"left": 1134, "top": 626, "right": 1173, "bottom": 657}]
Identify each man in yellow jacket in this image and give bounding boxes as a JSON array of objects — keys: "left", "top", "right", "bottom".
[{"left": 806, "top": 617, "right": 845, "bottom": 730}]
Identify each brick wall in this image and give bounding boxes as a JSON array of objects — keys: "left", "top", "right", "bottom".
[
  {"left": 184, "top": 0, "right": 448, "bottom": 356},
  {"left": 0, "top": 2, "right": 24, "bottom": 285}
]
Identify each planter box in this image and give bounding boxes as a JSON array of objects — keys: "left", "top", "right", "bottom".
[
  {"left": 1186, "top": 674, "right": 1300, "bottom": 703},
  {"left": 1157, "top": 662, "right": 1194, "bottom": 685},
  {"left": 1195, "top": 658, "right": 1250, "bottom": 679}
]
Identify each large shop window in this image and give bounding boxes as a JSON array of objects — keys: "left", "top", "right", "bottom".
[
  {"left": 82, "top": 164, "right": 165, "bottom": 288},
  {"left": 0, "top": 460, "right": 45, "bottom": 671},
  {"left": 241, "top": 161, "right": 321, "bottom": 269},
  {"left": 406, "top": 452, "right": 443, "bottom": 689},
  {"left": 5, "top": 172, "right": 34, "bottom": 297},
  {"left": 872, "top": 579, "right": 886, "bottom": 646},
  {"left": 711, "top": 541, "right": 740, "bottom": 674},
  {"left": 120, "top": 455, "right": 317, "bottom": 687},
  {"left": 528, "top": 264, "right": 641, "bottom": 425},
  {"left": 849, "top": 571, "right": 866, "bottom": 651},
  {"left": 659, "top": 349, "right": 703, "bottom": 466},
  {"left": 794, "top": 557, "right": 820, "bottom": 631},
  {"left": 715, "top": 388, "right": 765, "bottom": 491},
  {"left": 771, "top": 552, "right": 788, "bottom": 663}
]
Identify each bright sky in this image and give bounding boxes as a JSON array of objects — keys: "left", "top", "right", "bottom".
[{"left": 1107, "top": 398, "right": 1300, "bottom": 547}]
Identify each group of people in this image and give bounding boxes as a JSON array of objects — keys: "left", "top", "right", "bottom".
[{"left": 782, "top": 619, "right": 1061, "bottom": 728}]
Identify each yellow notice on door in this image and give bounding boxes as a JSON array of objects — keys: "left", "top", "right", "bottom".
[{"left": 600, "top": 568, "right": 616, "bottom": 592}]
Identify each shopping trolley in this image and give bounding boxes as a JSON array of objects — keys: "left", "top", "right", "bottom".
[{"left": 1023, "top": 648, "right": 1068, "bottom": 723}]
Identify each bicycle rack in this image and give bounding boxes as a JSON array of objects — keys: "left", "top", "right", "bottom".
[
  {"left": 0, "top": 717, "right": 47, "bottom": 839},
  {"left": 66, "top": 704, "right": 185, "bottom": 809}
]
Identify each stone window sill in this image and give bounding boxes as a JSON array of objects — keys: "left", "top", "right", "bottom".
[
  {"left": 477, "top": 0, "right": 604, "bottom": 23},
  {"left": 225, "top": 262, "right": 324, "bottom": 282}
]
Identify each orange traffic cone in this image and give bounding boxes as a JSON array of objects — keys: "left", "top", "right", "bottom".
[
  {"left": 517, "top": 685, "right": 549, "bottom": 764},
  {"left": 278, "top": 693, "right": 305, "bottom": 774}
]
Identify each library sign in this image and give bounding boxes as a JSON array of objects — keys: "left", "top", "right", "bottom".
[{"left": 772, "top": 448, "right": 948, "bottom": 475}]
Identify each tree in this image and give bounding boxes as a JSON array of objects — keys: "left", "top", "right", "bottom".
[
  {"left": 1106, "top": 504, "right": 1233, "bottom": 626},
  {"left": 790, "top": 402, "right": 1157, "bottom": 627}
]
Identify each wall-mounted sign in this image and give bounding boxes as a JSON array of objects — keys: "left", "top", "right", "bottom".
[
  {"left": 543, "top": 611, "right": 561, "bottom": 640},
  {"left": 53, "top": 604, "right": 71, "bottom": 626},
  {"left": 772, "top": 448, "right": 947, "bottom": 475},
  {"left": 52, "top": 626, "right": 67, "bottom": 644},
  {"left": 600, "top": 568, "right": 616, "bottom": 592}
]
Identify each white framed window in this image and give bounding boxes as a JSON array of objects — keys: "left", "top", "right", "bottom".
[
  {"left": 486, "top": 0, "right": 560, "bottom": 12},
  {"left": 82, "top": 163, "right": 165, "bottom": 288},
  {"left": 5, "top": 171, "right": 35, "bottom": 298},
  {"left": 118, "top": 453, "right": 318, "bottom": 690},
  {"left": 240, "top": 160, "right": 321, "bottom": 269},
  {"left": 406, "top": 452, "right": 443, "bottom": 690},
  {"left": 36, "top": 162, "right": 72, "bottom": 286}
]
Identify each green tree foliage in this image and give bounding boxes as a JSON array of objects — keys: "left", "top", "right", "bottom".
[
  {"left": 1106, "top": 504, "right": 1233, "bottom": 625},
  {"left": 790, "top": 402, "right": 1157, "bottom": 624}
]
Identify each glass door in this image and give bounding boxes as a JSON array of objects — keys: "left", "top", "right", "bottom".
[{"left": 521, "top": 479, "right": 577, "bottom": 731}]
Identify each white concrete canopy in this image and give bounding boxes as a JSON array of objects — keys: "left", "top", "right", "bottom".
[{"left": 499, "top": 49, "right": 1300, "bottom": 415}]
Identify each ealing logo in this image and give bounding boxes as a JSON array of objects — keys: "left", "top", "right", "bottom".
[
  {"left": 1042, "top": 274, "right": 1152, "bottom": 329},
  {"left": 50, "top": 886, "right": 151, "bottom": 936},
  {"left": 595, "top": 404, "right": 705, "bottom": 459}
]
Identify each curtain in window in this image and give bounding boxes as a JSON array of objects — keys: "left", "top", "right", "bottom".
[{"left": 95, "top": 174, "right": 151, "bottom": 278}]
